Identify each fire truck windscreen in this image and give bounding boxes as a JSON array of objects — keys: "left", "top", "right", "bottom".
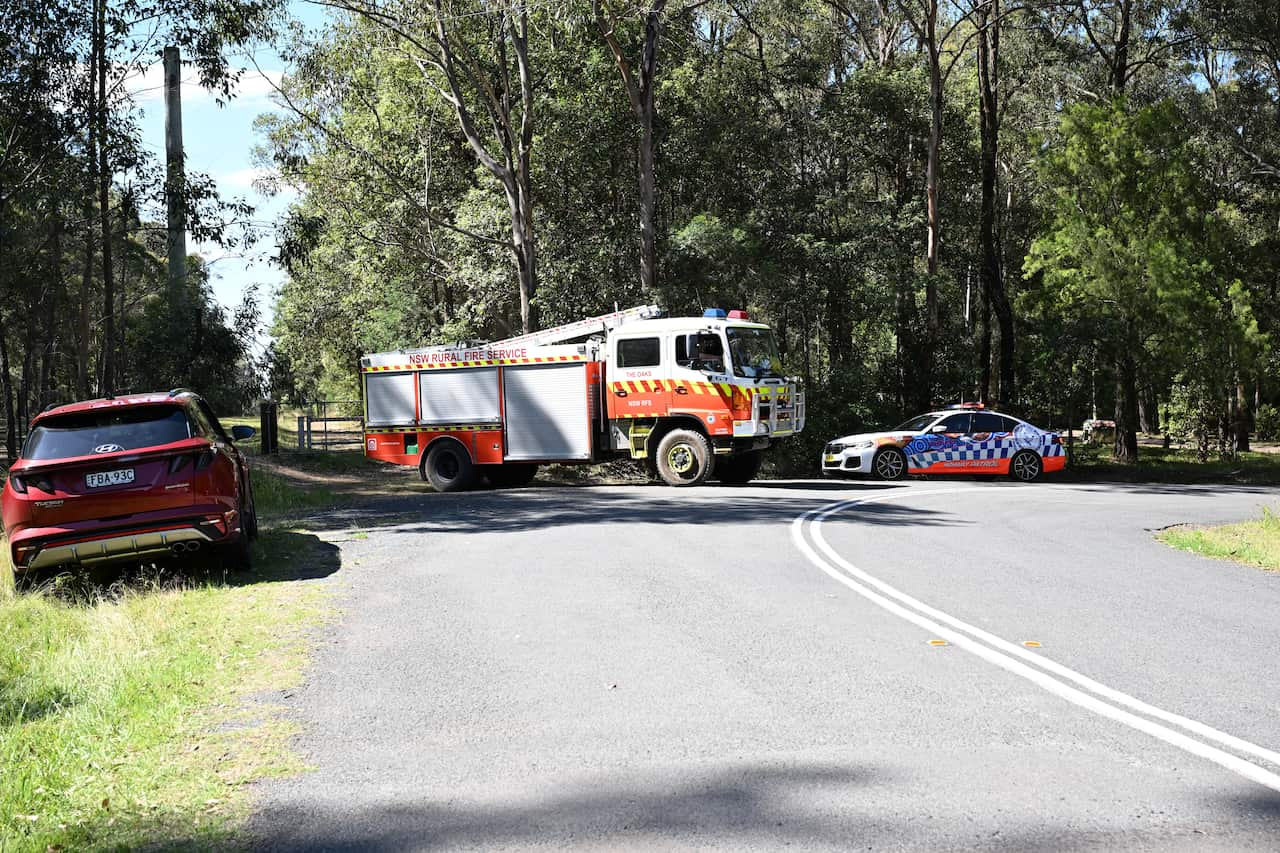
[{"left": 726, "top": 327, "right": 784, "bottom": 379}]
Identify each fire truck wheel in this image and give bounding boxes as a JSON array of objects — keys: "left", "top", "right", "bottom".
[
  {"left": 422, "top": 440, "right": 477, "bottom": 492},
  {"left": 715, "top": 450, "right": 762, "bottom": 485},
  {"left": 655, "top": 429, "right": 715, "bottom": 486},
  {"left": 484, "top": 463, "right": 539, "bottom": 488}
]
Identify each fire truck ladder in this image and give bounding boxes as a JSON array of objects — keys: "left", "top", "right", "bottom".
[{"left": 490, "top": 305, "right": 662, "bottom": 348}]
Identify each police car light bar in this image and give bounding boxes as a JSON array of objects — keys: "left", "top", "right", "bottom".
[
  {"left": 703, "top": 308, "right": 728, "bottom": 319},
  {"left": 947, "top": 402, "right": 986, "bottom": 410}
]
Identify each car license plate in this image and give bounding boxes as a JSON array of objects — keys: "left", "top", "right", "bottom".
[
  {"left": 823, "top": 454, "right": 839, "bottom": 463},
  {"left": 86, "top": 468, "right": 134, "bottom": 488}
]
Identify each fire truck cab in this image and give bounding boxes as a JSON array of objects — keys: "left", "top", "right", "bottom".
[{"left": 360, "top": 306, "right": 805, "bottom": 490}]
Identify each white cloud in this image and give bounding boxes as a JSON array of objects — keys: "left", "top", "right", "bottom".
[{"left": 125, "top": 63, "right": 283, "bottom": 105}]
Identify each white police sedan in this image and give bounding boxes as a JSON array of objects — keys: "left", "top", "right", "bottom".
[{"left": 820, "top": 404, "right": 1066, "bottom": 482}]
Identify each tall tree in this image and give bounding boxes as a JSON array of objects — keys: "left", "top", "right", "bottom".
[
  {"left": 1025, "top": 100, "right": 1227, "bottom": 462},
  {"left": 593, "top": 0, "right": 676, "bottom": 294}
]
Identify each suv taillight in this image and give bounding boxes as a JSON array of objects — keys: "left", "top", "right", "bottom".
[{"left": 9, "top": 474, "right": 53, "bottom": 494}]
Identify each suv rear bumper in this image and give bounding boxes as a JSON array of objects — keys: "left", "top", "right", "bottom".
[
  {"left": 9, "top": 506, "right": 240, "bottom": 573},
  {"left": 24, "top": 525, "right": 219, "bottom": 570}
]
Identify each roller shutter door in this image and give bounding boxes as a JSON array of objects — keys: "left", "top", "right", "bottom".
[
  {"left": 503, "top": 364, "right": 590, "bottom": 460},
  {"left": 419, "top": 368, "right": 500, "bottom": 425},
  {"left": 365, "top": 372, "right": 416, "bottom": 425}
]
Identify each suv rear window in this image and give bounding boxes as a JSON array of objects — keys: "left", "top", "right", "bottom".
[{"left": 23, "top": 406, "right": 194, "bottom": 461}]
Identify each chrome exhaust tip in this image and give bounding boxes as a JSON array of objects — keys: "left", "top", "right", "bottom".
[
  {"left": 171, "top": 542, "right": 189, "bottom": 553},
  {"left": 185, "top": 541, "right": 201, "bottom": 552}
]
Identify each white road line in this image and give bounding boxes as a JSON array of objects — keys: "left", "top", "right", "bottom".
[
  {"left": 791, "top": 489, "right": 1280, "bottom": 794},
  {"left": 810, "top": 488, "right": 1280, "bottom": 769}
]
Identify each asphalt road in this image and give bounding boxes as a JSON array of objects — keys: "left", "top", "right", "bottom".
[{"left": 248, "top": 479, "right": 1280, "bottom": 851}]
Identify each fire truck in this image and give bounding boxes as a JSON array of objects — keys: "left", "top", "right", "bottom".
[{"left": 359, "top": 306, "right": 806, "bottom": 490}]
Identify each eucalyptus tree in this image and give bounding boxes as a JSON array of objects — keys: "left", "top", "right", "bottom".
[{"left": 297, "top": 0, "right": 541, "bottom": 333}]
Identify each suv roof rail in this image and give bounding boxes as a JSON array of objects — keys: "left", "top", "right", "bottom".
[{"left": 167, "top": 387, "right": 195, "bottom": 398}]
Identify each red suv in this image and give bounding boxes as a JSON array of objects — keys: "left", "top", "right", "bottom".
[{"left": 2, "top": 390, "right": 258, "bottom": 577}]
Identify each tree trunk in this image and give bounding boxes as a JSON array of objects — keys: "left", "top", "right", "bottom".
[
  {"left": 1235, "top": 373, "right": 1250, "bottom": 452},
  {"left": 921, "top": 9, "right": 942, "bottom": 400},
  {"left": 1111, "top": 0, "right": 1132, "bottom": 94},
  {"left": 78, "top": 25, "right": 97, "bottom": 400},
  {"left": 978, "top": 280, "right": 991, "bottom": 402},
  {"left": 825, "top": 279, "right": 853, "bottom": 370},
  {"left": 637, "top": 103, "right": 658, "bottom": 293},
  {"left": 976, "top": 0, "right": 997, "bottom": 404},
  {"left": 595, "top": 0, "right": 666, "bottom": 295},
  {"left": 1138, "top": 387, "right": 1156, "bottom": 434},
  {"left": 511, "top": 10, "right": 537, "bottom": 333},
  {"left": 430, "top": 2, "right": 539, "bottom": 334},
  {"left": 39, "top": 216, "right": 62, "bottom": 410},
  {"left": 95, "top": 0, "right": 115, "bottom": 394},
  {"left": 0, "top": 318, "right": 15, "bottom": 461},
  {"left": 1113, "top": 350, "right": 1139, "bottom": 463}
]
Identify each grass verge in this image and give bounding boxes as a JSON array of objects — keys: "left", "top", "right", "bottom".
[
  {"left": 1158, "top": 508, "right": 1280, "bottom": 572},
  {"left": 1064, "top": 442, "right": 1280, "bottom": 485},
  {"left": 1, "top": 488, "right": 339, "bottom": 850}
]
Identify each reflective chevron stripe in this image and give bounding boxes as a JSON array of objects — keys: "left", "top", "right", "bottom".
[{"left": 362, "top": 355, "right": 587, "bottom": 372}]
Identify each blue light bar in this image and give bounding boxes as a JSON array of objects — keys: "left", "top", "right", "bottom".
[{"left": 703, "top": 308, "right": 727, "bottom": 319}]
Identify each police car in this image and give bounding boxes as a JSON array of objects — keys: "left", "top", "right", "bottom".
[{"left": 820, "top": 404, "right": 1066, "bottom": 482}]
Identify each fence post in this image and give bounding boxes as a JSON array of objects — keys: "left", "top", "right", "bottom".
[
  {"left": 258, "top": 400, "right": 278, "bottom": 454},
  {"left": 296, "top": 416, "right": 306, "bottom": 450}
]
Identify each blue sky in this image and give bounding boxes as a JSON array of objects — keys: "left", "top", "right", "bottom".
[{"left": 131, "top": 2, "right": 327, "bottom": 327}]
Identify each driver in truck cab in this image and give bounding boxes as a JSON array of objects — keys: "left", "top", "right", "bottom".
[{"left": 696, "top": 334, "right": 725, "bottom": 373}]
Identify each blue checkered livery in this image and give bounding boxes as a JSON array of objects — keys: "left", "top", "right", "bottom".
[{"left": 908, "top": 432, "right": 1063, "bottom": 467}]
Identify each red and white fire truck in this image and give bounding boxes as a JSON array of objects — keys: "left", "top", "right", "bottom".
[{"left": 359, "top": 306, "right": 806, "bottom": 490}]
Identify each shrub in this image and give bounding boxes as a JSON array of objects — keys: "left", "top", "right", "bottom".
[{"left": 1256, "top": 404, "right": 1280, "bottom": 442}]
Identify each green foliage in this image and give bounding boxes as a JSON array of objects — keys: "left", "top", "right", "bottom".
[
  {"left": 121, "top": 264, "right": 262, "bottom": 413},
  {"left": 0, "top": 0, "right": 284, "bottom": 458},
  {"left": 1255, "top": 405, "right": 1280, "bottom": 442},
  {"left": 227, "top": 2, "right": 1280, "bottom": 457}
]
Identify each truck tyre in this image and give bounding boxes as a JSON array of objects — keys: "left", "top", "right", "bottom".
[
  {"left": 484, "top": 463, "right": 539, "bottom": 488},
  {"left": 422, "top": 440, "right": 477, "bottom": 492},
  {"left": 655, "top": 429, "right": 715, "bottom": 486},
  {"left": 716, "top": 450, "right": 762, "bottom": 485}
]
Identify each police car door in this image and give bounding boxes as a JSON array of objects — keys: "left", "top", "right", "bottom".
[
  {"left": 967, "top": 411, "right": 1016, "bottom": 473},
  {"left": 907, "top": 412, "right": 972, "bottom": 472}
]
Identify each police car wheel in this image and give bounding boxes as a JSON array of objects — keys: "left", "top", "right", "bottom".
[
  {"left": 872, "top": 448, "right": 907, "bottom": 480},
  {"left": 656, "top": 429, "right": 714, "bottom": 486},
  {"left": 423, "top": 440, "right": 477, "bottom": 492},
  {"left": 1010, "top": 450, "right": 1043, "bottom": 483}
]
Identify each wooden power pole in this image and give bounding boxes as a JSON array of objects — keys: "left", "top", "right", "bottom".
[{"left": 164, "top": 45, "right": 186, "bottom": 304}]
